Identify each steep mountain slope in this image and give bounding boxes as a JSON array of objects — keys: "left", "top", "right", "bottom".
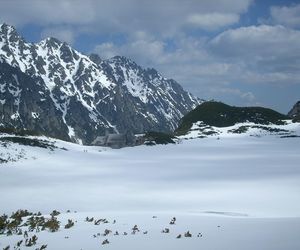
[
  {"left": 0, "top": 23, "right": 199, "bottom": 144},
  {"left": 288, "top": 101, "right": 300, "bottom": 122},
  {"left": 0, "top": 62, "right": 71, "bottom": 141}
]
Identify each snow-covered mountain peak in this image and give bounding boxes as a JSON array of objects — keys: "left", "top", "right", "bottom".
[
  {"left": 37, "top": 37, "right": 79, "bottom": 62},
  {"left": 39, "top": 37, "right": 62, "bottom": 46},
  {"left": 104, "top": 56, "right": 170, "bottom": 103},
  {"left": 109, "top": 55, "right": 137, "bottom": 65},
  {"left": 145, "top": 68, "right": 162, "bottom": 80},
  {"left": 0, "top": 24, "right": 28, "bottom": 54},
  {"left": 0, "top": 23, "right": 19, "bottom": 39},
  {"left": 0, "top": 24, "right": 200, "bottom": 144}
]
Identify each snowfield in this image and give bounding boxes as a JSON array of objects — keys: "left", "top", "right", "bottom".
[
  {"left": 180, "top": 119, "right": 300, "bottom": 139},
  {"left": 1, "top": 131, "right": 300, "bottom": 249}
]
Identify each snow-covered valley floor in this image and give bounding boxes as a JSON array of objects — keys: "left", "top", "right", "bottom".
[{"left": 1, "top": 135, "right": 300, "bottom": 249}]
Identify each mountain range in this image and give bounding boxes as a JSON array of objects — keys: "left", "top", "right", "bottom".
[{"left": 0, "top": 23, "right": 200, "bottom": 144}]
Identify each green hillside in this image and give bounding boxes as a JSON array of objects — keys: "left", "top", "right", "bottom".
[
  {"left": 144, "top": 131, "right": 175, "bottom": 145},
  {"left": 175, "top": 101, "right": 288, "bottom": 135}
]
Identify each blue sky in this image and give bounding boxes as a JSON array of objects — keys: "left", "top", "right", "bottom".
[{"left": 0, "top": 0, "right": 299, "bottom": 113}]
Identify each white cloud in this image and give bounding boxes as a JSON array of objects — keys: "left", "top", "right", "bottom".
[
  {"left": 186, "top": 13, "right": 239, "bottom": 30},
  {"left": 210, "top": 88, "right": 256, "bottom": 102},
  {"left": 0, "top": 0, "right": 252, "bottom": 38},
  {"left": 94, "top": 43, "right": 119, "bottom": 59},
  {"left": 94, "top": 33, "right": 166, "bottom": 64},
  {"left": 270, "top": 4, "right": 300, "bottom": 28},
  {"left": 209, "top": 25, "right": 300, "bottom": 76},
  {"left": 41, "top": 26, "right": 75, "bottom": 44},
  {"left": 0, "top": 0, "right": 96, "bottom": 26},
  {"left": 241, "top": 92, "right": 255, "bottom": 102}
]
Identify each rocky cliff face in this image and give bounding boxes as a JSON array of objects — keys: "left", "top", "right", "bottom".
[
  {"left": 288, "top": 101, "right": 300, "bottom": 120},
  {"left": 0, "top": 23, "right": 200, "bottom": 144}
]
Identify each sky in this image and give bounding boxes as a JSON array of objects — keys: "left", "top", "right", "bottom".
[{"left": 0, "top": 0, "right": 299, "bottom": 113}]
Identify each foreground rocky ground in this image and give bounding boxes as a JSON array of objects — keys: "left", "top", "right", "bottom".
[{"left": 1, "top": 210, "right": 300, "bottom": 250}]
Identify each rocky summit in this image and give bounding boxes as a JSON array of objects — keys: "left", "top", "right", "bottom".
[
  {"left": 0, "top": 23, "right": 200, "bottom": 144},
  {"left": 288, "top": 101, "right": 300, "bottom": 121}
]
